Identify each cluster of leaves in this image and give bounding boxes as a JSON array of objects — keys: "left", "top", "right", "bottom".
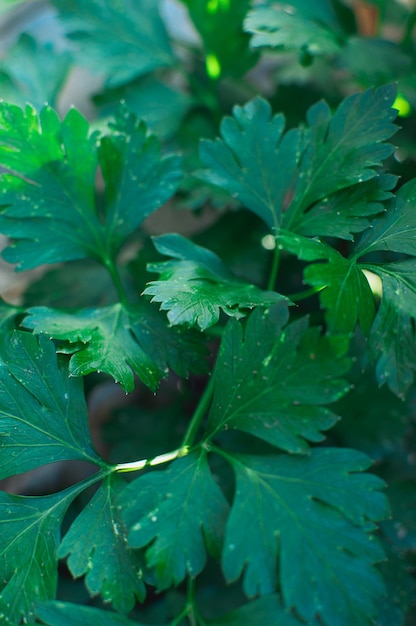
[{"left": 0, "top": 1, "right": 416, "bottom": 625}]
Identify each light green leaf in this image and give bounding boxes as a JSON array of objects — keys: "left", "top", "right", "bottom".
[
  {"left": 58, "top": 474, "right": 145, "bottom": 613},
  {"left": 120, "top": 451, "right": 230, "bottom": 590},
  {"left": 37, "top": 601, "right": 153, "bottom": 626},
  {"left": 278, "top": 231, "right": 376, "bottom": 335},
  {"left": 0, "top": 103, "right": 181, "bottom": 270},
  {"left": 52, "top": 0, "right": 174, "bottom": 87},
  {"left": 0, "top": 478, "right": 101, "bottom": 625},
  {"left": 0, "top": 331, "right": 102, "bottom": 480},
  {"left": 221, "top": 449, "right": 388, "bottom": 625},
  {"left": 198, "top": 86, "right": 397, "bottom": 235},
  {"left": 207, "top": 304, "right": 350, "bottom": 453},
  {"left": 245, "top": 6, "right": 341, "bottom": 59},
  {"left": 0, "top": 34, "right": 71, "bottom": 109},
  {"left": 23, "top": 302, "right": 207, "bottom": 392},
  {"left": 143, "top": 234, "right": 285, "bottom": 330}
]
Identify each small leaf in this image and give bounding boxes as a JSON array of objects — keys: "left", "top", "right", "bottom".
[
  {"left": 208, "top": 594, "right": 307, "bottom": 626},
  {"left": 23, "top": 302, "right": 207, "bottom": 392},
  {"left": 221, "top": 449, "right": 388, "bottom": 625},
  {"left": 58, "top": 474, "right": 145, "bottom": 613},
  {"left": 120, "top": 451, "right": 229, "bottom": 590},
  {"left": 0, "top": 331, "right": 102, "bottom": 480},
  {"left": 207, "top": 303, "right": 350, "bottom": 453},
  {"left": 278, "top": 231, "right": 376, "bottom": 335},
  {"left": 144, "top": 234, "right": 285, "bottom": 330}
]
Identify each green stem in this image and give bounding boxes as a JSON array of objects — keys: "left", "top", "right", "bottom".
[
  {"left": 289, "top": 285, "right": 326, "bottom": 302},
  {"left": 267, "top": 246, "right": 280, "bottom": 291},
  {"left": 182, "top": 374, "right": 216, "bottom": 448},
  {"left": 114, "top": 446, "right": 190, "bottom": 474},
  {"left": 104, "top": 257, "right": 129, "bottom": 305},
  {"left": 187, "top": 577, "right": 198, "bottom": 626}
]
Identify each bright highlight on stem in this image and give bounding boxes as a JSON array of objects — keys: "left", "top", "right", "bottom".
[
  {"left": 393, "top": 93, "right": 412, "bottom": 117},
  {"left": 115, "top": 446, "right": 190, "bottom": 473},
  {"left": 206, "top": 53, "right": 221, "bottom": 79}
]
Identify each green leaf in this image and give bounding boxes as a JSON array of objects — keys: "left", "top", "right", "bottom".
[
  {"left": 37, "top": 601, "right": 154, "bottom": 626},
  {"left": 356, "top": 179, "right": 416, "bottom": 257},
  {"left": 23, "top": 302, "right": 207, "bottom": 393},
  {"left": 245, "top": 6, "right": 341, "bottom": 59},
  {"left": 58, "top": 474, "right": 145, "bottom": 613},
  {"left": 0, "top": 34, "right": 71, "bottom": 109},
  {"left": 340, "top": 37, "right": 412, "bottom": 87},
  {"left": 198, "top": 86, "right": 397, "bottom": 235},
  {"left": 143, "top": 234, "right": 285, "bottom": 330},
  {"left": 120, "top": 451, "right": 230, "bottom": 590},
  {"left": 366, "top": 297, "right": 416, "bottom": 398},
  {"left": 0, "top": 479, "right": 97, "bottom": 625},
  {"left": 296, "top": 173, "right": 396, "bottom": 240},
  {"left": 278, "top": 231, "right": 376, "bottom": 335},
  {"left": 0, "top": 103, "right": 181, "bottom": 270},
  {"left": 220, "top": 448, "right": 388, "bottom": 625},
  {"left": 52, "top": 0, "right": 174, "bottom": 87},
  {"left": 0, "top": 331, "right": 102, "bottom": 480},
  {"left": 208, "top": 594, "right": 308, "bottom": 626},
  {"left": 182, "top": 0, "right": 257, "bottom": 78},
  {"left": 0, "top": 299, "right": 21, "bottom": 336},
  {"left": 207, "top": 304, "right": 350, "bottom": 453}
]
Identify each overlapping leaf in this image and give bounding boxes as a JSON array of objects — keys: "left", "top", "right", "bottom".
[
  {"left": 207, "top": 303, "right": 350, "bottom": 453},
  {"left": 197, "top": 86, "right": 397, "bottom": 235},
  {"left": 58, "top": 474, "right": 145, "bottom": 613},
  {"left": 143, "top": 234, "right": 285, "bottom": 330},
  {"left": 0, "top": 331, "right": 102, "bottom": 480},
  {"left": 221, "top": 448, "right": 388, "bottom": 625},
  {"left": 0, "top": 103, "right": 181, "bottom": 270},
  {"left": 52, "top": 0, "right": 174, "bottom": 87},
  {"left": 120, "top": 451, "right": 229, "bottom": 590},
  {"left": 23, "top": 302, "right": 207, "bottom": 392},
  {"left": 208, "top": 594, "right": 310, "bottom": 626},
  {"left": 278, "top": 231, "right": 376, "bottom": 336}
]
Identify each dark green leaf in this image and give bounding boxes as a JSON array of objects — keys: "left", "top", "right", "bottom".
[
  {"left": 208, "top": 594, "right": 307, "bottom": 626},
  {"left": 37, "top": 601, "right": 154, "bottom": 626},
  {"left": 340, "top": 38, "right": 412, "bottom": 87},
  {"left": 198, "top": 86, "right": 397, "bottom": 235},
  {"left": 0, "top": 331, "right": 102, "bottom": 480},
  {"left": 296, "top": 173, "right": 396, "bottom": 240},
  {"left": 52, "top": 0, "right": 174, "bottom": 87},
  {"left": 144, "top": 234, "right": 285, "bottom": 330},
  {"left": 121, "top": 451, "right": 229, "bottom": 590},
  {"left": 278, "top": 231, "right": 376, "bottom": 335},
  {"left": 0, "top": 104, "right": 181, "bottom": 270},
  {"left": 207, "top": 304, "right": 350, "bottom": 453},
  {"left": 0, "top": 479, "right": 98, "bottom": 625},
  {"left": 245, "top": 6, "right": 341, "bottom": 58},
  {"left": 23, "top": 302, "right": 207, "bottom": 392},
  {"left": 58, "top": 474, "right": 145, "bottom": 613},
  {"left": 221, "top": 449, "right": 388, "bottom": 625}
]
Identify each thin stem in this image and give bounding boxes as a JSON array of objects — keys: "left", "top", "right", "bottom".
[
  {"left": 267, "top": 246, "right": 280, "bottom": 291},
  {"left": 104, "top": 256, "right": 129, "bottom": 305},
  {"left": 289, "top": 285, "right": 326, "bottom": 302},
  {"left": 182, "top": 374, "right": 216, "bottom": 448},
  {"left": 186, "top": 577, "right": 198, "bottom": 626},
  {"left": 114, "top": 446, "right": 190, "bottom": 474}
]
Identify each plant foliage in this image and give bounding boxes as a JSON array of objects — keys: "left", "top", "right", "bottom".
[{"left": 0, "top": 1, "right": 415, "bottom": 625}]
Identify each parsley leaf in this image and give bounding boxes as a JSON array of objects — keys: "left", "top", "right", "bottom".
[
  {"left": 37, "top": 601, "right": 155, "bottom": 626},
  {"left": 52, "top": 0, "right": 174, "bottom": 87},
  {"left": 58, "top": 474, "right": 145, "bottom": 613},
  {"left": 208, "top": 594, "right": 308, "bottom": 626},
  {"left": 143, "top": 234, "right": 285, "bottom": 330},
  {"left": 198, "top": 86, "right": 397, "bottom": 235},
  {"left": 120, "top": 451, "right": 229, "bottom": 591},
  {"left": 23, "top": 303, "right": 207, "bottom": 392},
  {"left": 0, "top": 331, "right": 102, "bottom": 480},
  {"left": 220, "top": 448, "right": 388, "bottom": 625},
  {"left": 207, "top": 304, "right": 350, "bottom": 453},
  {"left": 0, "top": 103, "right": 181, "bottom": 270}
]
